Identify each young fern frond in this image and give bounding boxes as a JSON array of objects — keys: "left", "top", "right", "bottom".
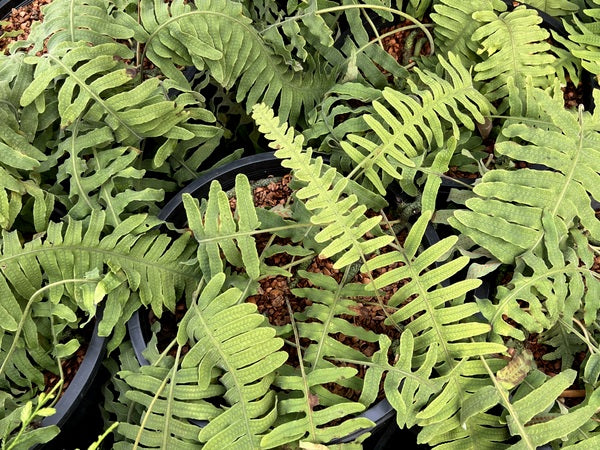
[
  {"left": 182, "top": 174, "right": 261, "bottom": 280},
  {"left": 431, "top": 0, "right": 505, "bottom": 67},
  {"left": 449, "top": 89, "right": 600, "bottom": 264},
  {"left": 252, "top": 103, "right": 393, "bottom": 270},
  {"left": 340, "top": 53, "right": 492, "bottom": 194},
  {"left": 182, "top": 274, "right": 288, "bottom": 449},
  {"left": 139, "top": 0, "right": 335, "bottom": 125},
  {"left": 472, "top": 7, "right": 558, "bottom": 111}
]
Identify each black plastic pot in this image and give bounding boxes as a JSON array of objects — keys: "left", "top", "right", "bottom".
[
  {"left": 0, "top": 0, "right": 31, "bottom": 17},
  {"left": 30, "top": 306, "right": 108, "bottom": 450},
  {"left": 128, "top": 152, "right": 443, "bottom": 447}
]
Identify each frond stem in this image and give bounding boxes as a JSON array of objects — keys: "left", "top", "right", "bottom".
[{"left": 0, "top": 278, "right": 96, "bottom": 380}]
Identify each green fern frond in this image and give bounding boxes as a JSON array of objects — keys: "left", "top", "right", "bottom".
[
  {"left": 0, "top": 106, "right": 46, "bottom": 172},
  {"left": 472, "top": 6, "right": 557, "bottom": 110},
  {"left": 292, "top": 270, "right": 385, "bottom": 371},
  {"left": 178, "top": 273, "right": 287, "bottom": 449},
  {"left": 0, "top": 390, "right": 60, "bottom": 450},
  {"left": 117, "top": 362, "right": 225, "bottom": 448},
  {"left": 520, "top": 0, "right": 580, "bottom": 16},
  {"left": 252, "top": 103, "right": 393, "bottom": 270},
  {"left": 0, "top": 210, "right": 199, "bottom": 357},
  {"left": 182, "top": 174, "right": 261, "bottom": 280},
  {"left": 56, "top": 124, "right": 163, "bottom": 226},
  {"left": 340, "top": 52, "right": 492, "bottom": 194},
  {"left": 360, "top": 333, "right": 439, "bottom": 429},
  {"left": 17, "top": 0, "right": 135, "bottom": 53},
  {"left": 562, "top": 10, "right": 600, "bottom": 76},
  {"left": 261, "top": 366, "right": 374, "bottom": 448},
  {"left": 431, "top": 0, "right": 506, "bottom": 67},
  {"left": 260, "top": 0, "right": 333, "bottom": 68},
  {"left": 359, "top": 213, "right": 507, "bottom": 448},
  {"left": 484, "top": 365, "right": 600, "bottom": 449},
  {"left": 364, "top": 212, "right": 499, "bottom": 362},
  {"left": 139, "top": 0, "right": 334, "bottom": 124},
  {"left": 449, "top": 88, "right": 600, "bottom": 264},
  {"left": 417, "top": 358, "right": 509, "bottom": 450},
  {"left": 476, "top": 211, "right": 599, "bottom": 340},
  {"left": 20, "top": 42, "right": 202, "bottom": 145}
]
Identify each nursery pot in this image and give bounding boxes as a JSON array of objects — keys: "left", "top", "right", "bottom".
[
  {"left": 128, "top": 152, "right": 442, "bottom": 446},
  {"left": 0, "top": 0, "right": 33, "bottom": 17},
  {"left": 33, "top": 306, "right": 108, "bottom": 450}
]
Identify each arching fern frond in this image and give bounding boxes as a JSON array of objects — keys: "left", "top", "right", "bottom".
[
  {"left": 449, "top": 89, "right": 600, "bottom": 264},
  {"left": 252, "top": 103, "right": 393, "bottom": 270},
  {"left": 20, "top": 43, "right": 202, "bottom": 145},
  {"left": 139, "top": 0, "right": 335, "bottom": 125},
  {"left": 472, "top": 6, "right": 557, "bottom": 111},
  {"left": 0, "top": 210, "right": 199, "bottom": 356},
  {"left": 340, "top": 53, "right": 492, "bottom": 194}
]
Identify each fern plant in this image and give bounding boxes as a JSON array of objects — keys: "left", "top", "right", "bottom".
[{"left": 2, "top": 0, "right": 600, "bottom": 447}]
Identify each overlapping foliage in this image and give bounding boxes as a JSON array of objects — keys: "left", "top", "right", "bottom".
[{"left": 2, "top": 0, "right": 600, "bottom": 448}]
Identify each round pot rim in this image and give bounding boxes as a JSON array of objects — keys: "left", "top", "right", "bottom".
[
  {"left": 39, "top": 305, "right": 107, "bottom": 430},
  {"left": 129, "top": 151, "right": 446, "bottom": 442}
]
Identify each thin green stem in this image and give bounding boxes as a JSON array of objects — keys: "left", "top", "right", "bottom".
[
  {"left": 48, "top": 308, "right": 65, "bottom": 408},
  {"left": 261, "top": 4, "right": 435, "bottom": 56},
  {"left": 283, "top": 293, "right": 318, "bottom": 441},
  {"left": 0, "top": 278, "right": 96, "bottom": 380},
  {"left": 5, "top": 382, "right": 64, "bottom": 450},
  {"left": 479, "top": 354, "right": 536, "bottom": 450}
]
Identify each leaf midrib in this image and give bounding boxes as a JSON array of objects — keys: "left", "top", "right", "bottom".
[
  {"left": 0, "top": 245, "right": 199, "bottom": 279},
  {"left": 192, "top": 301, "right": 255, "bottom": 446},
  {"left": 48, "top": 54, "right": 141, "bottom": 140}
]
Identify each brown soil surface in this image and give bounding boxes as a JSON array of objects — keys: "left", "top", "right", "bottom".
[
  {"left": 563, "top": 79, "right": 584, "bottom": 110},
  {"left": 0, "top": 0, "right": 51, "bottom": 54},
  {"left": 380, "top": 19, "right": 432, "bottom": 66},
  {"left": 525, "top": 334, "right": 587, "bottom": 407}
]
